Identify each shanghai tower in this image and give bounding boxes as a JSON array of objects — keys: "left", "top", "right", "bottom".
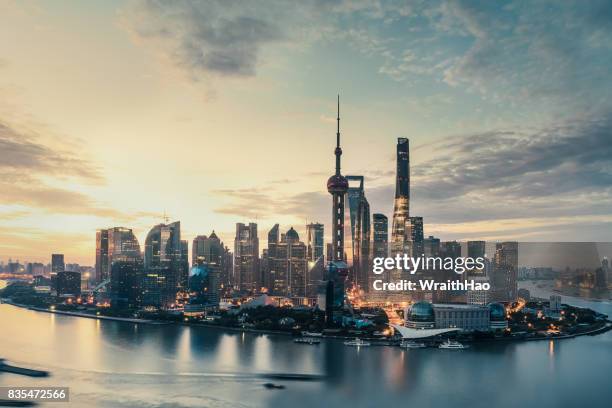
[{"left": 390, "top": 138, "right": 410, "bottom": 259}]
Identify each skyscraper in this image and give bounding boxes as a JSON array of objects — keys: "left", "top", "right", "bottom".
[
  {"left": 143, "top": 221, "right": 183, "bottom": 308},
  {"left": 491, "top": 242, "right": 519, "bottom": 302},
  {"left": 234, "top": 222, "right": 259, "bottom": 292},
  {"left": 408, "top": 216, "right": 424, "bottom": 257},
  {"left": 372, "top": 214, "right": 388, "bottom": 259},
  {"left": 467, "top": 240, "right": 486, "bottom": 277},
  {"left": 51, "top": 254, "right": 64, "bottom": 274},
  {"left": 390, "top": 138, "right": 411, "bottom": 276},
  {"left": 110, "top": 257, "right": 144, "bottom": 309},
  {"left": 324, "top": 95, "right": 349, "bottom": 321},
  {"left": 96, "top": 227, "right": 141, "bottom": 283},
  {"left": 305, "top": 222, "right": 324, "bottom": 262},
  {"left": 346, "top": 175, "right": 371, "bottom": 291},
  {"left": 189, "top": 231, "right": 224, "bottom": 307},
  {"left": 51, "top": 253, "right": 64, "bottom": 293},
  {"left": 372, "top": 213, "right": 388, "bottom": 291},
  {"left": 95, "top": 229, "right": 109, "bottom": 283}
]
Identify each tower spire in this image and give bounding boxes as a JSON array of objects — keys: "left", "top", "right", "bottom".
[{"left": 335, "top": 94, "right": 342, "bottom": 175}]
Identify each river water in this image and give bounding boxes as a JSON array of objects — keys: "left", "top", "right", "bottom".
[{"left": 1, "top": 282, "right": 610, "bottom": 408}]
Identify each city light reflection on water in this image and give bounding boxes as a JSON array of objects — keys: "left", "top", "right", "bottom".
[{"left": 0, "top": 294, "right": 610, "bottom": 407}]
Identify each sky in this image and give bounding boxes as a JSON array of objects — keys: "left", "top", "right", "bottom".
[{"left": 1, "top": 0, "right": 611, "bottom": 266}]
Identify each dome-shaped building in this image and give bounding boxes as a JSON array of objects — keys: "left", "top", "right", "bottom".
[
  {"left": 405, "top": 301, "right": 435, "bottom": 329},
  {"left": 488, "top": 303, "right": 508, "bottom": 330},
  {"left": 285, "top": 227, "right": 299, "bottom": 243}
]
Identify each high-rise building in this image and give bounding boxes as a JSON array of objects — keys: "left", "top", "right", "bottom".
[
  {"left": 51, "top": 254, "right": 64, "bottom": 292},
  {"left": 491, "top": 242, "right": 519, "bottom": 302},
  {"left": 264, "top": 226, "right": 308, "bottom": 297},
  {"left": 96, "top": 227, "right": 141, "bottom": 283},
  {"left": 346, "top": 175, "right": 371, "bottom": 291},
  {"left": 324, "top": 95, "right": 349, "bottom": 322},
  {"left": 408, "top": 216, "right": 424, "bottom": 257},
  {"left": 371, "top": 213, "right": 388, "bottom": 291},
  {"left": 234, "top": 222, "right": 259, "bottom": 292},
  {"left": 55, "top": 271, "right": 81, "bottom": 297},
  {"left": 468, "top": 241, "right": 486, "bottom": 259},
  {"left": 190, "top": 232, "right": 223, "bottom": 305},
  {"left": 390, "top": 138, "right": 411, "bottom": 282},
  {"left": 180, "top": 239, "right": 189, "bottom": 289},
  {"left": 305, "top": 223, "right": 324, "bottom": 262},
  {"left": 467, "top": 240, "right": 486, "bottom": 277},
  {"left": 467, "top": 275, "right": 490, "bottom": 305},
  {"left": 109, "top": 257, "right": 144, "bottom": 309},
  {"left": 423, "top": 235, "right": 440, "bottom": 257},
  {"left": 372, "top": 214, "right": 388, "bottom": 259},
  {"left": 143, "top": 221, "right": 183, "bottom": 308},
  {"left": 51, "top": 254, "right": 64, "bottom": 274},
  {"left": 95, "top": 229, "right": 109, "bottom": 283}
]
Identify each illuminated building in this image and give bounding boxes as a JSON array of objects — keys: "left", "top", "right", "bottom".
[
  {"left": 55, "top": 271, "right": 81, "bottom": 297},
  {"left": 372, "top": 213, "right": 388, "bottom": 288},
  {"left": 402, "top": 300, "right": 505, "bottom": 332},
  {"left": 96, "top": 227, "right": 141, "bottom": 283},
  {"left": 109, "top": 257, "right": 144, "bottom": 309},
  {"left": 143, "top": 221, "right": 184, "bottom": 308},
  {"left": 234, "top": 222, "right": 259, "bottom": 292},
  {"left": 390, "top": 137, "right": 410, "bottom": 264},
  {"left": 265, "top": 226, "right": 308, "bottom": 297},
  {"left": 191, "top": 232, "right": 224, "bottom": 303}
]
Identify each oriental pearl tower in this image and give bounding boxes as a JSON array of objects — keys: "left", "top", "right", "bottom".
[
  {"left": 324, "top": 95, "right": 349, "bottom": 323},
  {"left": 327, "top": 95, "right": 349, "bottom": 262}
]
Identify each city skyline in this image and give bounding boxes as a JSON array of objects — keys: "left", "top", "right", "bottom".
[{"left": 2, "top": 1, "right": 612, "bottom": 265}]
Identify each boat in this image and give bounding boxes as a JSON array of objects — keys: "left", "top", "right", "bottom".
[
  {"left": 301, "top": 331, "right": 322, "bottom": 337},
  {"left": 438, "top": 339, "right": 467, "bottom": 349},
  {"left": 263, "top": 383, "right": 286, "bottom": 390},
  {"left": 344, "top": 338, "right": 371, "bottom": 347},
  {"left": 294, "top": 337, "right": 320, "bottom": 345},
  {"left": 400, "top": 340, "right": 426, "bottom": 349}
]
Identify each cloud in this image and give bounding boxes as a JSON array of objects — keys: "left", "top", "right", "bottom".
[
  {"left": 412, "top": 113, "right": 612, "bottom": 201},
  {"left": 212, "top": 111, "right": 612, "bottom": 241},
  {"left": 0, "top": 121, "right": 102, "bottom": 182},
  {"left": 0, "top": 119, "right": 159, "bottom": 221},
  {"left": 119, "top": 0, "right": 286, "bottom": 79}
]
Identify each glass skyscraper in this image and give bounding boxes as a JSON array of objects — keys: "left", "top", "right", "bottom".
[
  {"left": 305, "top": 222, "right": 324, "bottom": 262},
  {"left": 143, "top": 221, "right": 183, "bottom": 308},
  {"left": 233, "top": 222, "right": 259, "bottom": 292},
  {"left": 391, "top": 137, "right": 411, "bottom": 280},
  {"left": 346, "top": 175, "right": 371, "bottom": 291}
]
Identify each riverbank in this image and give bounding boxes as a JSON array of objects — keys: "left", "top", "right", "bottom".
[
  {"left": 1, "top": 301, "right": 169, "bottom": 325},
  {"left": 4, "top": 301, "right": 610, "bottom": 345}
]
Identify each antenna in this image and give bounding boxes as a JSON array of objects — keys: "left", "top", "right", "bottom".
[{"left": 163, "top": 210, "right": 169, "bottom": 224}]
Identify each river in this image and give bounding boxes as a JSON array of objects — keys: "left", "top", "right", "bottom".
[{"left": 1, "top": 282, "right": 610, "bottom": 408}]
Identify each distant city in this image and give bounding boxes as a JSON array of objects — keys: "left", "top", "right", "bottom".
[{"left": 1, "top": 99, "right": 610, "bottom": 335}]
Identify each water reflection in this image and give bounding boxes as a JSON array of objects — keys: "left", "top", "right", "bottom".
[{"left": 1, "top": 303, "right": 611, "bottom": 408}]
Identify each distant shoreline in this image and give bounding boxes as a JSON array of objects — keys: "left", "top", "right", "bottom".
[{"left": 3, "top": 301, "right": 610, "bottom": 344}]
